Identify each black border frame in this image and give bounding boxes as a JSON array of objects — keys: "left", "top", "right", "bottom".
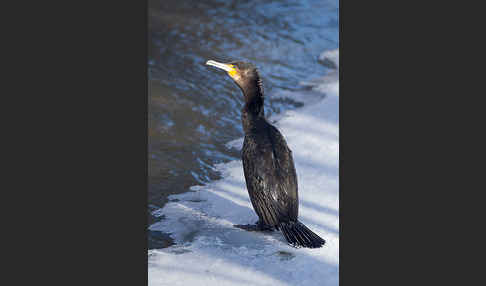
[{"left": 4, "top": 0, "right": 474, "bottom": 284}]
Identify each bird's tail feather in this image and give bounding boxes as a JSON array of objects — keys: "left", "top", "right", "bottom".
[{"left": 279, "top": 221, "right": 326, "bottom": 248}]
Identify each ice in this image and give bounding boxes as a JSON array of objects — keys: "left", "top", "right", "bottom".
[
  {"left": 149, "top": 49, "right": 339, "bottom": 286},
  {"left": 318, "top": 49, "right": 339, "bottom": 70}
]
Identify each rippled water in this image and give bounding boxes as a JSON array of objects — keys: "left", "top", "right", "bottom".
[{"left": 148, "top": 0, "right": 339, "bottom": 248}]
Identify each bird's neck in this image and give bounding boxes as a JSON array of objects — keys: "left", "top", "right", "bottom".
[{"left": 241, "top": 88, "right": 265, "bottom": 133}]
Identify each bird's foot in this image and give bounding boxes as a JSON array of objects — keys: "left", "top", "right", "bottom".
[{"left": 234, "top": 221, "right": 274, "bottom": 232}]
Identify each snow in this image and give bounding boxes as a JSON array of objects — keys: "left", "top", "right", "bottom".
[{"left": 148, "top": 49, "right": 339, "bottom": 286}]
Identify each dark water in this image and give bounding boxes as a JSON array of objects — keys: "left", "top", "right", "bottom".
[{"left": 148, "top": 0, "right": 339, "bottom": 249}]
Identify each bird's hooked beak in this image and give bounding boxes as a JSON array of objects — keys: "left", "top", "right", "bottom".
[{"left": 206, "top": 60, "right": 238, "bottom": 77}]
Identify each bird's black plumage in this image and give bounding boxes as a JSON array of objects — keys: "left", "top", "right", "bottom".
[{"left": 206, "top": 60, "right": 325, "bottom": 248}]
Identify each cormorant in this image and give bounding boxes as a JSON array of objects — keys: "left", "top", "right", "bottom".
[{"left": 206, "top": 60, "right": 326, "bottom": 248}]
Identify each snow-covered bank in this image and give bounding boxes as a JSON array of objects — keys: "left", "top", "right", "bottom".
[{"left": 148, "top": 49, "right": 339, "bottom": 286}]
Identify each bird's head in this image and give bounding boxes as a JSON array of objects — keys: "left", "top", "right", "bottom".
[{"left": 206, "top": 60, "right": 263, "bottom": 97}]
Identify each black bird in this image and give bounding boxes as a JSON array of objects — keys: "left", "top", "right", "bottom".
[{"left": 206, "top": 60, "right": 325, "bottom": 248}]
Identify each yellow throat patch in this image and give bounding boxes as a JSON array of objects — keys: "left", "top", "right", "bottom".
[{"left": 228, "top": 66, "right": 238, "bottom": 77}]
